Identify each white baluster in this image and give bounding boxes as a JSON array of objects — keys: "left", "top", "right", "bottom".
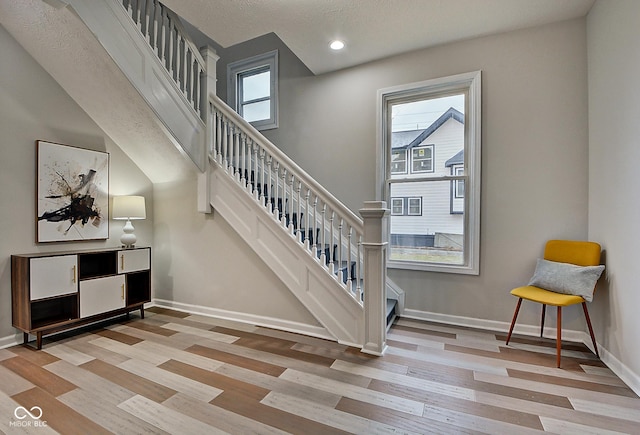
[
  {"left": 312, "top": 195, "right": 318, "bottom": 254},
  {"left": 320, "top": 203, "right": 327, "bottom": 266},
  {"left": 329, "top": 210, "right": 335, "bottom": 269},
  {"left": 280, "top": 168, "right": 287, "bottom": 226},
  {"left": 338, "top": 218, "right": 344, "bottom": 284},
  {"left": 295, "top": 180, "right": 301, "bottom": 237},
  {"left": 347, "top": 226, "right": 353, "bottom": 291},
  {"left": 253, "top": 143, "right": 260, "bottom": 200},
  {"left": 304, "top": 188, "right": 310, "bottom": 248},
  {"left": 356, "top": 234, "right": 363, "bottom": 302}
]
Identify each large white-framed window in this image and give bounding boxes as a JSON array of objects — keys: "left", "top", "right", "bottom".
[
  {"left": 377, "top": 71, "right": 482, "bottom": 275},
  {"left": 227, "top": 50, "right": 278, "bottom": 130}
]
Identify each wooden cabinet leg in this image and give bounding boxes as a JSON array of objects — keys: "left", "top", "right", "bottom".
[
  {"left": 23, "top": 332, "right": 28, "bottom": 344},
  {"left": 36, "top": 332, "right": 43, "bottom": 350},
  {"left": 140, "top": 305, "right": 145, "bottom": 319}
]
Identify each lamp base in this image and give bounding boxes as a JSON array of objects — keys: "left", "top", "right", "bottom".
[{"left": 120, "top": 219, "right": 137, "bottom": 249}]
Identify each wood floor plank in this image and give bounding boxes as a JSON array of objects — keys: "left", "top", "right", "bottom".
[
  {"left": 1, "top": 356, "right": 76, "bottom": 397},
  {"left": 59, "top": 387, "right": 168, "bottom": 435},
  {"left": 88, "top": 336, "right": 171, "bottom": 366},
  {"left": 7, "top": 345, "right": 60, "bottom": 366},
  {"left": 43, "top": 343, "right": 95, "bottom": 366},
  {"left": 0, "top": 364, "right": 35, "bottom": 397},
  {"left": 215, "top": 362, "right": 343, "bottom": 408},
  {"left": 569, "top": 397, "right": 640, "bottom": 422},
  {"left": 279, "top": 368, "right": 425, "bottom": 416},
  {"left": 121, "top": 317, "right": 180, "bottom": 337},
  {"left": 331, "top": 359, "right": 475, "bottom": 400},
  {"left": 93, "top": 328, "right": 145, "bottom": 346},
  {"left": 159, "top": 359, "right": 270, "bottom": 401},
  {"left": 118, "top": 358, "right": 223, "bottom": 402},
  {"left": 262, "top": 391, "right": 422, "bottom": 435},
  {"left": 539, "top": 416, "right": 629, "bottom": 435},
  {"left": 211, "top": 389, "right": 351, "bottom": 435},
  {"left": 161, "top": 322, "right": 240, "bottom": 343},
  {"left": 186, "top": 344, "right": 287, "bottom": 377},
  {"left": 476, "top": 389, "right": 640, "bottom": 434},
  {"left": 12, "top": 387, "right": 111, "bottom": 435},
  {"left": 335, "top": 396, "right": 483, "bottom": 435},
  {"left": 368, "top": 378, "right": 545, "bottom": 430},
  {"left": 45, "top": 359, "right": 135, "bottom": 406},
  {"left": 119, "top": 394, "right": 226, "bottom": 434},
  {"left": 80, "top": 359, "right": 177, "bottom": 403},
  {"left": 146, "top": 306, "right": 191, "bottom": 318},
  {"left": 507, "top": 368, "right": 638, "bottom": 397},
  {"left": 163, "top": 392, "right": 290, "bottom": 435}
]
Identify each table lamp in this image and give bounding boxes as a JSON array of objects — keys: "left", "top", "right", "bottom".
[{"left": 112, "top": 195, "right": 146, "bottom": 248}]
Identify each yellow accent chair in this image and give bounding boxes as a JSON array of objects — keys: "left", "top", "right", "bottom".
[{"left": 505, "top": 240, "right": 604, "bottom": 368}]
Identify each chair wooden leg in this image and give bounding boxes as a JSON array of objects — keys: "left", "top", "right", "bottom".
[
  {"left": 556, "top": 306, "right": 562, "bottom": 368},
  {"left": 506, "top": 298, "right": 523, "bottom": 345},
  {"left": 540, "top": 304, "right": 546, "bottom": 338},
  {"left": 582, "top": 302, "right": 599, "bottom": 358}
]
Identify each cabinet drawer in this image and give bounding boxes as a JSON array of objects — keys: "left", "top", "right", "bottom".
[
  {"left": 118, "top": 248, "right": 150, "bottom": 273},
  {"left": 80, "top": 275, "right": 126, "bottom": 318},
  {"left": 30, "top": 255, "right": 77, "bottom": 300}
]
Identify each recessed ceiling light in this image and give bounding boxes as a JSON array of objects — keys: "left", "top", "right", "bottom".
[{"left": 329, "top": 40, "right": 345, "bottom": 50}]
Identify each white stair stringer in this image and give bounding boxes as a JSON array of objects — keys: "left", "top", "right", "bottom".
[
  {"left": 66, "top": 0, "right": 207, "bottom": 171},
  {"left": 209, "top": 160, "right": 365, "bottom": 347}
]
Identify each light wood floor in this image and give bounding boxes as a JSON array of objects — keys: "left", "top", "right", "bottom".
[{"left": 1, "top": 307, "right": 638, "bottom": 434}]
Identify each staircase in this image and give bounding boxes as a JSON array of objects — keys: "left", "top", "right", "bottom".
[{"left": 9, "top": 0, "right": 397, "bottom": 353}]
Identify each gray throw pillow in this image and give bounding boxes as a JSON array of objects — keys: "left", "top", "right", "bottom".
[{"left": 528, "top": 259, "right": 605, "bottom": 302}]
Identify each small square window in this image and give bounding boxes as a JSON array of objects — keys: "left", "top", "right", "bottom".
[
  {"left": 412, "top": 146, "right": 434, "bottom": 173},
  {"left": 391, "top": 198, "right": 405, "bottom": 215},
  {"left": 408, "top": 198, "right": 422, "bottom": 216},
  {"left": 391, "top": 150, "right": 407, "bottom": 174},
  {"left": 228, "top": 51, "right": 278, "bottom": 130}
]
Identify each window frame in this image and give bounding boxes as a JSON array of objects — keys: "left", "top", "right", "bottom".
[
  {"left": 377, "top": 71, "right": 482, "bottom": 275},
  {"left": 391, "top": 198, "right": 405, "bottom": 215},
  {"left": 411, "top": 145, "right": 435, "bottom": 173},
  {"left": 407, "top": 197, "right": 422, "bottom": 216},
  {"left": 227, "top": 50, "right": 279, "bottom": 131},
  {"left": 390, "top": 149, "right": 408, "bottom": 175}
]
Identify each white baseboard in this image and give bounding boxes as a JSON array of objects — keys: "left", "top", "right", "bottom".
[
  {"left": 152, "top": 298, "right": 335, "bottom": 342},
  {"left": 0, "top": 333, "right": 22, "bottom": 349},
  {"left": 401, "top": 308, "right": 640, "bottom": 396}
]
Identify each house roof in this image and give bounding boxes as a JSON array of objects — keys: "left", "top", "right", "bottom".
[
  {"left": 445, "top": 149, "right": 464, "bottom": 167},
  {"left": 392, "top": 107, "right": 464, "bottom": 150}
]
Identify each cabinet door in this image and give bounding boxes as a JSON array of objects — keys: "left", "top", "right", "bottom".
[
  {"left": 79, "top": 275, "right": 126, "bottom": 318},
  {"left": 30, "top": 255, "right": 77, "bottom": 300},
  {"left": 117, "top": 248, "right": 150, "bottom": 273}
]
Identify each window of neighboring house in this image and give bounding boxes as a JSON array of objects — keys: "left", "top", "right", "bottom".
[
  {"left": 391, "top": 149, "right": 407, "bottom": 174},
  {"left": 411, "top": 145, "right": 434, "bottom": 173},
  {"left": 378, "top": 71, "right": 482, "bottom": 275},
  {"left": 454, "top": 165, "right": 465, "bottom": 198},
  {"left": 408, "top": 197, "right": 422, "bottom": 216},
  {"left": 391, "top": 198, "right": 405, "bottom": 215},
  {"left": 391, "top": 197, "right": 422, "bottom": 216},
  {"left": 227, "top": 50, "right": 278, "bottom": 130}
]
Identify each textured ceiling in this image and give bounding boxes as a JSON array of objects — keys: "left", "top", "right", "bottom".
[{"left": 162, "top": 0, "right": 595, "bottom": 75}]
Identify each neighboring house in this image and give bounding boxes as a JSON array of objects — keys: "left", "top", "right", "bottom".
[{"left": 390, "top": 107, "right": 464, "bottom": 250}]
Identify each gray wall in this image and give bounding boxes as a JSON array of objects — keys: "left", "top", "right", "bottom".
[
  {"left": 240, "top": 19, "right": 590, "bottom": 331},
  {"left": 587, "top": 0, "right": 640, "bottom": 388},
  {"left": 0, "top": 24, "right": 153, "bottom": 342}
]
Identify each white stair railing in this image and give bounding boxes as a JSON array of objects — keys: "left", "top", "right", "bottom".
[
  {"left": 121, "top": 0, "right": 206, "bottom": 118},
  {"left": 209, "top": 95, "right": 366, "bottom": 306}
]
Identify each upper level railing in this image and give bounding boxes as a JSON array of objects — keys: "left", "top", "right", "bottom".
[
  {"left": 122, "top": 0, "right": 205, "bottom": 118},
  {"left": 208, "top": 95, "right": 366, "bottom": 305}
]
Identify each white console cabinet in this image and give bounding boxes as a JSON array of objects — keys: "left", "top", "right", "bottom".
[{"left": 12, "top": 247, "right": 151, "bottom": 349}]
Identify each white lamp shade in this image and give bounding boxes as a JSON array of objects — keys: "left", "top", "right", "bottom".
[{"left": 113, "top": 195, "right": 146, "bottom": 220}]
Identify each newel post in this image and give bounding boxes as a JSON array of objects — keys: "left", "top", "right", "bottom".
[
  {"left": 359, "top": 201, "right": 389, "bottom": 356},
  {"left": 197, "top": 46, "right": 219, "bottom": 214}
]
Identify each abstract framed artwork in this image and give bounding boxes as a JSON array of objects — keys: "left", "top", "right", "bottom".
[{"left": 36, "top": 140, "right": 109, "bottom": 243}]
